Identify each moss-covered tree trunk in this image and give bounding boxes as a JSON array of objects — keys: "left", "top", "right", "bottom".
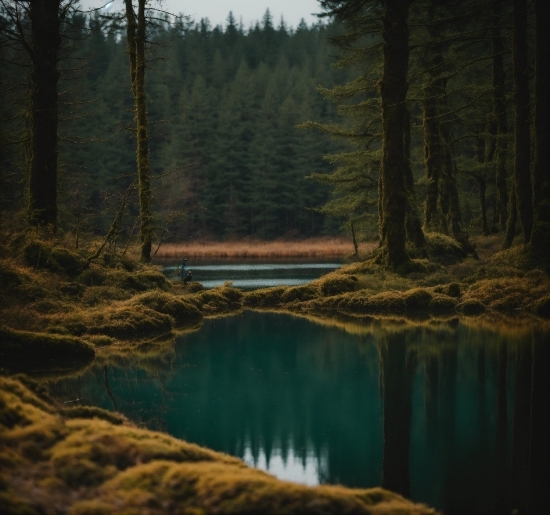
[
  {"left": 503, "top": 183, "right": 517, "bottom": 249},
  {"left": 28, "top": 0, "right": 62, "bottom": 232},
  {"left": 529, "top": 0, "right": 550, "bottom": 266},
  {"left": 512, "top": 0, "right": 533, "bottom": 244},
  {"left": 492, "top": 0, "right": 509, "bottom": 231},
  {"left": 125, "top": 0, "right": 153, "bottom": 263},
  {"left": 379, "top": 0, "right": 410, "bottom": 268}
]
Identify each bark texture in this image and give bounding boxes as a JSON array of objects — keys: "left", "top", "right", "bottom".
[
  {"left": 28, "top": 0, "right": 62, "bottom": 231},
  {"left": 492, "top": 0, "right": 509, "bottom": 230},
  {"left": 125, "top": 0, "right": 153, "bottom": 262},
  {"left": 512, "top": 0, "right": 532, "bottom": 243},
  {"left": 379, "top": 0, "right": 410, "bottom": 268},
  {"left": 530, "top": 0, "right": 550, "bottom": 266}
]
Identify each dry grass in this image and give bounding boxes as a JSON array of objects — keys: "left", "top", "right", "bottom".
[
  {"left": 156, "top": 238, "right": 377, "bottom": 259},
  {"left": 0, "top": 376, "right": 438, "bottom": 515}
]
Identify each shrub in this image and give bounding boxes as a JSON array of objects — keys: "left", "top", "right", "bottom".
[{"left": 457, "top": 299, "right": 486, "bottom": 315}]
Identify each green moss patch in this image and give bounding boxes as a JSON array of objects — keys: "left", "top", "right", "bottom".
[{"left": 130, "top": 291, "right": 203, "bottom": 326}]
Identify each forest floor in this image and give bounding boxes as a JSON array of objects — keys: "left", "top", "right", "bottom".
[
  {"left": 1, "top": 229, "right": 549, "bottom": 514},
  {"left": 155, "top": 237, "right": 376, "bottom": 259}
]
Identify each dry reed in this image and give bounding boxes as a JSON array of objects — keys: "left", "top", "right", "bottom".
[{"left": 155, "top": 238, "right": 376, "bottom": 259}]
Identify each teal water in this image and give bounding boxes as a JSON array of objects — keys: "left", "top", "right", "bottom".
[{"left": 48, "top": 312, "right": 550, "bottom": 515}]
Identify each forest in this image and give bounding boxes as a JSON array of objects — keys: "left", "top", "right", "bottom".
[{"left": 0, "top": 0, "right": 549, "bottom": 514}]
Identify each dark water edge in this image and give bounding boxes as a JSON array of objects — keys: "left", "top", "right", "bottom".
[{"left": 46, "top": 312, "right": 550, "bottom": 515}]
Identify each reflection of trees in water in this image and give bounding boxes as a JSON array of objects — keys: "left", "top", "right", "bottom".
[
  {"left": 45, "top": 313, "right": 550, "bottom": 514},
  {"left": 379, "top": 332, "right": 416, "bottom": 498}
]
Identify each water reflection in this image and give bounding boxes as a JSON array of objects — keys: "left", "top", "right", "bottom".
[{"left": 46, "top": 312, "right": 550, "bottom": 515}]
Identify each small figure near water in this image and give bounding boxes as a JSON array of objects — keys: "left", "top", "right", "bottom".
[{"left": 184, "top": 270, "right": 193, "bottom": 284}]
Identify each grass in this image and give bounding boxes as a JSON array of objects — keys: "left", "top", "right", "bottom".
[
  {"left": 0, "top": 376, "right": 437, "bottom": 515},
  {"left": 155, "top": 238, "right": 377, "bottom": 259}
]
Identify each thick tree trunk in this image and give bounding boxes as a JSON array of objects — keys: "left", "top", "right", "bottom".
[
  {"left": 530, "top": 0, "right": 550, "bottom": 266},
  {"left": 125, "top": 0, "right": 153, "bottom": 262},
  {"left": 475, "top": 132, "right": 490, "bottom": 235},
  {"left": 512, "top": 0, "right": 533, "bottom": 243},
  {"left": 28, "top": 0, "right": 61, "bottom": 232},
  {"left": 379, "top": 0, "right": 410, "bottom": 268},
  {"left": 492, "top": 0, "right": 509, "bottom": 231}
]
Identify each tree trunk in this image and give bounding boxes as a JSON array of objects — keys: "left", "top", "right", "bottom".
[
  {"left": 530, "top": 0, "right": 550, "bottom": 266},
  {"left": 492, "top": 0, "right": 509, "bottom": 231},
  {"left": 503, "top": 182, "right": 517, "bottom": 249},
  {"left": 404, "top": 108, "right": 426, "bottom": 248},
  {"left": 28, "top": 0, "right": 61, "bottom": 232},
  {"left": 422, "top": 2, "right": 443, "bottom": 233},
  {"left": 512, "top": 0, "right": 533, "bottom": 244},
  {"left": 379, "top": 0, "right": 410, "bottom": 269},
  {"left": 125, "top": 0, "right": 153, "bottom": 262}
]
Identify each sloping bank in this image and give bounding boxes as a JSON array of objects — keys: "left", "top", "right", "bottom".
[{"left": 0, "top": 376, "right": 436, "bottom": 515}]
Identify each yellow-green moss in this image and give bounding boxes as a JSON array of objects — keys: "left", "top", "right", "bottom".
[{"left": 0, "top": 376, "right": 437, "bottom": 515}]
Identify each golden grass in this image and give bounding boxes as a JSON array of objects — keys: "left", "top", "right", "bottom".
[
  {"left": 0, "top": 376, "right": 438, "bottom": 515},
  {"left": 155, "top": 238, "right": 377, "bottom": 259}
]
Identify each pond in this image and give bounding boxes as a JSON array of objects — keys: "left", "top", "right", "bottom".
[
  {"left": 158, "top": 259, "right": 342, "bottom": 289},
  {"left": 47, "top": 312, "right": 550, "bottom": 515}
]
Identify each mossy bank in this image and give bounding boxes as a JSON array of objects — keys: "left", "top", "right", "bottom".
[
  {"left": 0, "top": 235, "right": 243, "bottom": 374},
  {"left": 0, "top": 375, "right": 436, "bottom": 514}
]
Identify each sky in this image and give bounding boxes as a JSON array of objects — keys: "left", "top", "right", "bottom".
[{"left": 84, "top": 0, "right": 323, "bottom": 30}]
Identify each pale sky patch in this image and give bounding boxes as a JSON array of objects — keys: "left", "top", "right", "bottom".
[{"left": 82, "top": 0, "right": 323, "bottom": 30}]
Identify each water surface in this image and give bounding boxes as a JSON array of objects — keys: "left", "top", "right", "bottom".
[
  {"left": 48, "top": 312, "right": 550, "bottom": 514},
  {"left": 159, "top": 259, "right": 342, "bottom": 289}
]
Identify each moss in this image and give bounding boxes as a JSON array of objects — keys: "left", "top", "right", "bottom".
[
  {"left": 76, "top": 268, "right": 106, "bottom": 287},
  {"left": 280, "top": 284, "right": 318, "bottom": 304},
  {"left": 0, "top": 327, "right": 95, "bottom": 370},
  {"left": 403, "top": 288, "right": 433, "bottom": 310},
  {"left": 319, "top": 275, "right": 362, "bottom": 296},
  {"left": 81, "top": 286, "right": 131, "bottom": 306},
  {"left": 457, "top": 299, "right": 486, "bottom": 316},
  {"left": 194, "top": 286, "right": 244, "bottom": 315},
  {"left": 61, "top": 406, "right": 127, "bottom": 426},
  {"left": 429, "top": 294, "right": 458, "bottom": 314},
  {"left": 85, "top": 306, "right": 173, "bottom": 338},
  {"left": 243, "top": 286, "right": 287, "bottom": 308},
  {"left": 130, "top": 292, "right": 202, "bottom": 326},
  {"left": 23, "top": 241, "right": 85, "bottom": 278},
  {"left": 424, "top": 232, "right": 467, "bottom": 264}
]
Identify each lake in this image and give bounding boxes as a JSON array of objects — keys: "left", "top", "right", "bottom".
[
  {"left": 47, "top": 312, "right": 550, "bottom": 515},
  {"left": 157, "top": 259, "right": 342, "bottom": 289}
]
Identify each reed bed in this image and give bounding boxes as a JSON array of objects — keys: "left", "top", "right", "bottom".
[{"left": 156, "top": 238, "right": 376, "bottom": 259}]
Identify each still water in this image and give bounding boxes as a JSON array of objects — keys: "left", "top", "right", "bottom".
[
  {"left": 48, "top": 312, "right": 550, "bottom": 515},
  {"left": 158, "top": 260, "right": 342, "bottom": 289}
]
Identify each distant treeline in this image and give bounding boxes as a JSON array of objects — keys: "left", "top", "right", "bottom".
[{"left": 1, "top": 11, "right": 353, "bottom": 241}]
